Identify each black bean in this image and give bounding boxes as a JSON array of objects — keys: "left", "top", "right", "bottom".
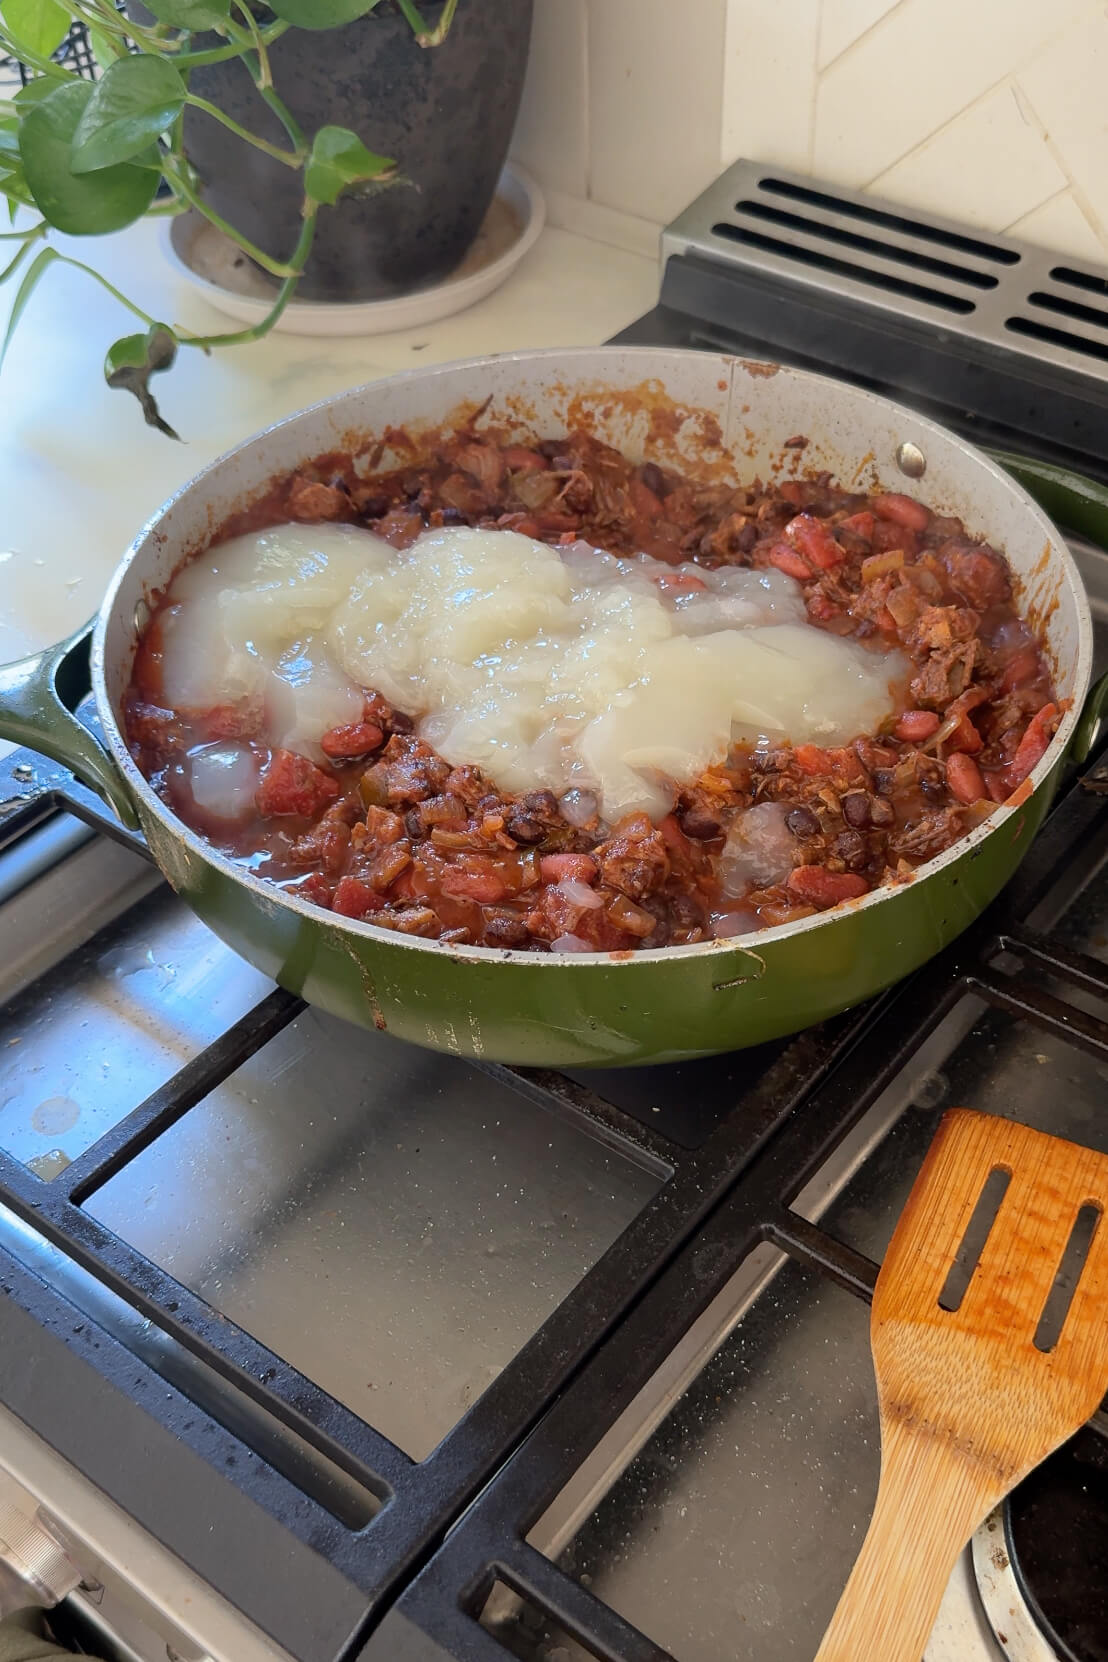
[
  {"left": 737, "top": 522, "right": 758, "bottom": 553},
  {"left": 440, "top": 506, "right": 468, "bottom": 526},
  {"left": 842, "top": 791, "right": 872, "bottom": 828},
  {"left": 787, "top": 806, "right": 820, "bottom": 837},
  {"left": 834, "top": 829, "right": 867, "bottom": 867},
  {"left": 873, "top": 769, "right": 895, "bottom": 796},
  {"left": 484, "top": 915, "right": 529, "bottom": 947},
  {"left": 387, "top": 711, "right": 415, "bottom": 735},
  {"left": 678, "top": 807, "right": 722, "bottom": 840},
  {"left": 505, "top": 814, "right": 545, "bottom": 845},
  {"left": 405, "top": 809, "right": 422, "bottom": 839},
  {"left": 358, "top": 493, "right": 389, "bottom": 520},
  {"left": 523, "top": 789, "right": 559, "bottom": 817},
  {"left": 640, "top": 461, "right": 668, "bottom": 498}
]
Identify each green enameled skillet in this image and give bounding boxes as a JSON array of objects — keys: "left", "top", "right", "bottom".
[{"left": 3, "top": 348, "right": 1107, "bottom": 1066}]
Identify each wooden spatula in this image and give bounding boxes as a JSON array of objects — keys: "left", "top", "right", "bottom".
[{"left": 814, "top": 1107, "right": 1108, "bottom": 1662}]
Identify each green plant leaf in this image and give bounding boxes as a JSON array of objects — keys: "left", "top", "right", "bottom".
[
  {"left": 304, "top": 124, "right": 394, "bottom": 205},
  {"left": 71, "top": 56, "right": 184, "bottom": 172},
  {"left": 105, "top": 322, "right": 180, "bottom": 437},
  {"left": 19, "top": 80, "right": 159, "bottom": 232},
  {"left": 87, "top": 24, "right": 123, "bottom": 66},
  {"left": 0, "top": 242, "right": 57, "bottom": 369},
  {"left": 268, "top": 0, "right": 379, "bottom": 30},
  {"left": 1, "top": 0, "right": 71, "bottom": 59},
  {"left": 140, "top": 0, "right": 231, "bottom": 28},
  {"left": 15, "top": 75, "right": 63, "bottom": 105}
]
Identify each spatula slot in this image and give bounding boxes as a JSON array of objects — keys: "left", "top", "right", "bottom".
[
  {"left": 938, "top": 1165, "right": 1011, "bottom": 1312},
  {"left": 1033, "top": 1202, "right": 1102, "bottom": 1353}
]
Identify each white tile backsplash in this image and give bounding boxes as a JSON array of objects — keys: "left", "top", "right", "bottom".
[
  {"left": 817, "top": 0, "right": 901, "bottom": 70},
  {"left": 510, "top": 0, "right": 589, "bottom": 200},
  {"left": 510, "top": 0, "right": 1108, "bottom": 268},
  {"left": 1006, "top": 191, "right": 1107, "bottom": 263},
  {"left": 586, "top": 0, "right": 727, "bottom": 224},
  {"left": 722, "top": 0, "right": 820, "bottom": 173},
  {"left": 868, "top": 82, "right": 1067, "bottom": 232},
  {"left": 1016, "top": 9, "right": 1108, "bottom": 245}
]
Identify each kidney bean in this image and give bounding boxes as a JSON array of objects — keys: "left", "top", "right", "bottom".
[
  {"left": 895, "top": 710, "right": 940, "bottom": 743},
  {"left": 945, "top": 753, "right": 986, "bottom": 804},
  {"left": 872, "top": 492, "right": 931, "bottom": 532}
]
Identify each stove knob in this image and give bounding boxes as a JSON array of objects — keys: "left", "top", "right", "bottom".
[{"left": 0, "top": 1500, "right": 82, "bottom": 1616}]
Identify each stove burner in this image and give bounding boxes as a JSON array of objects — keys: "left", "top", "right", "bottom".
[
  {"left": 1009, "top": 1426, "right": 1108, "bottom": 1662},
  {"left": 974, "top": 1426, "right": 1108, "bottom": 1662}
]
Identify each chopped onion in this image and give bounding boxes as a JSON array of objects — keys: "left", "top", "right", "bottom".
[
  {"left": 560, "top": 787, "right": 599, "bottom": 827},
  {"left": 556, "top": 878, "right": 603, "bottom": 910},
  {"left": 861, "top": 550, "right": 905, "bottom": 583},
  {"left": 717, "top": 802, "right": 795, "bottom": 896},
  {"left": 550, "top": 933, "right": 593, "bottom": 953},
  {"left": 186, "top": 742, "right": 260, "bottom": 824},
  {"left": 711, "top": 910, "right": 760, "bottom": 938}
]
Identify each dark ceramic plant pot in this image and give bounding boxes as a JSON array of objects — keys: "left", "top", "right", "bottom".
[{"left": 181, "top": 0, "right": 534, "bottom": 302}]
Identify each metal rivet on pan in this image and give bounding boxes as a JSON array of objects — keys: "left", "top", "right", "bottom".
[
  {"left": 12, "top": 763, "right": 33, "bottom": 783},
  {"left": 133, "top": 598, "right": 150, "bottom": 634},
  {"left": 896, "top": 441, "right": 927, "bottom": 479}
]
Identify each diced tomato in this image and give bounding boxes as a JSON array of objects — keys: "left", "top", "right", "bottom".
[
  {"left": 784, "top": 513, "right": 843, "bottom": 570},
  {"left": 332, "top": 876, "right": 386, "bottom": 919},
  {"left": 539, "top": 853, "right": 599, "bottom": 884},
  {"left": 793, "top": 743, "right": 830, "bottom": 775},
  {"left": 895, "top": 709, "right": 940, "bottom": 742},
  {"left": 320, "top": 720, "right": 384, "bottom": 760},
  {"left": 440, "top": 856, "right": 511, "bottom": 905},
  {"left": 629, "top": 477, "right": 665, "bottom": 520},
  {"left": 656, "top": 814, "right": 695, "bottom": 859},
  {"left": 290, "top": 873, "right": 333, "bottom": 908},
  {"left": 1008, "top": 703, "right": 1060, "bottom": 786},
  {"left": 872, "top": 492, "right": 931, "bottom": 532},
  {"left": 652, "top": 571, "right": 708, "bottom": 595},
  {"left": 768, "top": 543, "right": 813, "bottom": 581},
  {"left": 837, "top": 510, "right": 876, "bottom": 541},
  {"left": 203, "top": 701, "right": 261, "bottom": 741},
  {"left": 945, "top": 712, "right": 983, "bottom": 754},
  {"left": 257, "top": 750, "right": 339, "bottom": 818},
  {"left": 946, "top": 753, "right": 985, "bottom": 804},
  {"left": 534, "top": 512, "right": 579, "bottom": 535},
  {"left": 999, "top": 644, "right": 1041, "bottom": 693},
  {"left": 786, "top": 867, "right": 870, "bottom": 907}
]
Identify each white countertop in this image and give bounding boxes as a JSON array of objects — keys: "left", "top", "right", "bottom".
[{"left": 0, "top": 216, "right": 658, "bottom": 666}]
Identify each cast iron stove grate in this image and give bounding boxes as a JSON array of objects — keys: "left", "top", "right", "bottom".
[
  {"left": 368, "top": 742, "right": 1108, "bottom": 1662},
  {"left": 0, "top": 681, "right": 885, "bottom": 1662}
]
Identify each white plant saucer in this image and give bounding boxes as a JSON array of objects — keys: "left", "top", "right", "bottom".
[{"left": 160, "top": 163, "right": 545, "bottom": 338}]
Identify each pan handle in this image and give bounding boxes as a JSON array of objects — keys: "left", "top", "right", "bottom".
[
  {"left": 986, "top": 449, "right": 1108, "bottom": 550},
  {"left": 0, "top": 623, "right": 139, "bottom": 828},
  {"left": 987, "top": 450, "right": 1108, "bottom": 768}
]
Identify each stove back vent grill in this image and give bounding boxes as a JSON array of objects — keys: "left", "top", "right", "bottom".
[{"left": 663, "top": 160, "right": 1108, "bottom": 386}]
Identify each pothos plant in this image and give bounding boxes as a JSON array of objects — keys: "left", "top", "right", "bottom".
[{"left": 0, "top": 0, "right": 456, "bottom": 435}]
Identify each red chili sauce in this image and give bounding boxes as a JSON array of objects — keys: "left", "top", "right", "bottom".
[{"left": 124, "top": 429, "right": 1060, "bottom": 953}]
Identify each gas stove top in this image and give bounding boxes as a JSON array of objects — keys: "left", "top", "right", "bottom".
[{"left": 2, "top": 158, "right": 1108, "bottom": 1662}]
